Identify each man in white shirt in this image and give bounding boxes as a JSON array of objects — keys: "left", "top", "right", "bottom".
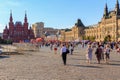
[{"left": 60, "top": 44, "right": 67, "bottom": 65}]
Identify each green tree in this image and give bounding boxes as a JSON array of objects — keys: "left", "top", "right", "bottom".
[
  {"left": 86, "top": 36, "right": 90, "bottom": 40},
  {"left": 104, "top": 35, "right": 111, "bottom": 42},
  {"left": 90, "top": 36, "right": 95, "bottom": 41},
  {"left": 82, "top": 36, "right": 86, "bottom": 40}
]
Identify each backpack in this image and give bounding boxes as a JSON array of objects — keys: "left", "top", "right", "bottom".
[
  {"left": 66, "top": 49, "right": 69, "bottom": 54},
  {"left": 95, "top": 48, "right": 102, "bottom": 54},
  {"left": 95, "top": 48, "right": 98, "bottom": 54}
]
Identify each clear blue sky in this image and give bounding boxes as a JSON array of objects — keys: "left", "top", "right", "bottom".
[{"left": 0, "top": 0, "right": 118, "bottom": 32}]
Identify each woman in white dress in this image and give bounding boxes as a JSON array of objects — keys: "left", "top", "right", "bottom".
[
  {"left": 104, "top": 45, "right": 111, "bottom": 63},
  {"left": 69, "top": 44, "right": 74, "bottom": 55},
  {"left": 86, "top": 45, "right": 93, "bottom": 64}
]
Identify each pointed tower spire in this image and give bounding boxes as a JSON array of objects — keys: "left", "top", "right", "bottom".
[
  {"left": 5, "top": 25, "right": 8, "bottom": 29},
  {"left": 115, "top": 0, "right": 119, "bottom": 15},
  {"left": 116, "top": 0, "right": 119, "bottom": 9},
  {"left": 10, "top": 10, "right": 13, "bottom": 22},
  {"left": 24, "top": 10, "right": 28, "bottom": 23},
  {"left": 9, "top": 10, "right": 14, "bottom": 28},
  {"left": 75, "top": 19, "right": 84, "bottom": 27},
  {"left": 24, "top": 10, "right": 28, "bottom": 28},
  {"left": 104, "top": 3, "right": 108, "bottom": 17}
]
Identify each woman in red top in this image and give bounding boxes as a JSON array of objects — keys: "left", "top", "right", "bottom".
[{"left": 53, "top": 43, "right": 57, "bottom": 54}]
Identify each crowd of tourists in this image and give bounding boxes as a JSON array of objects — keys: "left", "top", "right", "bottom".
[
  {"left": 14, "top": 40, "right": 120, "bottom": 66},
  {"left": 86, "top": 41, "right": 120, "bottom": 64},
  {"left": 2, "top": 40, "right": 119, "bottom": 66},
  {"left": 45, "top": 41, "right": 120, "bottom": 65}
]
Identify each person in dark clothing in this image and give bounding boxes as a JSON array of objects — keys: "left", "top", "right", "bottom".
[
  {"left": 95, "top": 45, "right": 102, "bottom": 64},
  {"left": 60, "top": 44, "right": 67, "bottom": 65}
]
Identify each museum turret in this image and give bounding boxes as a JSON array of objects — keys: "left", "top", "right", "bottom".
[
  {"left": 103, "top": 3, "right": 109, "bottom": 18},
  {"left": 75, "top": 19, "right": 85, "bottom": 27},
  {"left": 115, "top": 0, "right": 120, "bottom": 15}
]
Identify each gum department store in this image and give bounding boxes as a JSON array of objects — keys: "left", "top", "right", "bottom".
[{"left": 60, "top": 0, "right": 120, "bottom": 42}]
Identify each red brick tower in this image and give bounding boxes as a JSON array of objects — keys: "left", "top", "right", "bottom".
[{"left": 3, "top": 11, "right": 34, "bottom": 42}]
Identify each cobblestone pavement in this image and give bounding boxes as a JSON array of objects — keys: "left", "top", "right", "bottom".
[{"left": 0, "top": 46, "right": 120, "bottom": 80}]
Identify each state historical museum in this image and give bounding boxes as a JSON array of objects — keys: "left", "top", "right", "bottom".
[{"left": 3, "top": 12, "right": 34, "bottom": 42}]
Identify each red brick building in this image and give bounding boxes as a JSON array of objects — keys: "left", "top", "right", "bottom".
[{"left": 3, "top": 12, "right": 34, "bottom": 42}]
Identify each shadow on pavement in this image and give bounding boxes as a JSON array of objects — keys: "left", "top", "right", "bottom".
[
  {"left": 70, "top": 58, "right": 86, "bottom": 61},
  {"left": 70, "top": 58, "right": 96, "bottom": 61},
  {"left": 107, "top": 63, "right": 120, "bottom": 66},
  {"left": 67, "top": 64, "right": 102, "bottom": 68},
  {"left": 111, "top": 60, "right": 120, "bottom": 63},
  {"left": 0, "top": 55, "right": 10, "bottom": 59}
]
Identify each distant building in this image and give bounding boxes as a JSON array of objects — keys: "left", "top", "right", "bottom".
[
  {"left": 32, "top": 22, "right": 59, "bottom": 38},
  {"left": 60, "top": 0, "right": 120, "bottom": 42},
  {"left": 0, "top": 33, "right": 3, "bottom": 38},
  {"left": 3, "top": 11, "right": 34, "bottom": 42},
  {"left": 85, "top": 0, "right": 120, "bottom": 41},
  {"left": 32, "top": 22, "right": 44, "bottom": 38},
  {"left": 60, "top": 19, "right": 85, "bottom": 42},
  {"left": 44, "top": 27, "right": 58, "bottom": 36}
]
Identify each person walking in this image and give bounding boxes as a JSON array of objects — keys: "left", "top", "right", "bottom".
[
  {"left": 53, "top": 43, "right": 57, "bottom": 54},
  {"left": 69, "top": 44, "right": 74, "bottom": 55},
  {"left": 104, "top": 45, "right": 111, "bottom": 64},
  {"left": 60, "top": 44, "right": 67, "bottom": 65},
  {"left": 100, "top": 45, "right": 104, "bottom": 60},
  {"left": 95, "top": 45, "right": 102, "bottom": 64},
  {"left": 86, "top": 45, "right": 93, "bottom": 64},
  {"left": 50, "top": 43, "right": 53, "bottom": 51}
]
